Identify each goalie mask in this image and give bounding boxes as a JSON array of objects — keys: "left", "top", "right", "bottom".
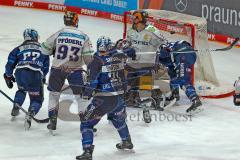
[
  {"left": 64, "top": 10, "right": 79, "bottom": 27},
  {"left": 97, "top": 36, "right": 112, "bottom": 52},
  {"left": 23, "top": 28, "right": 39, "bottom": 42},
  {"left": 132, "top": 10, "right": 148, "bottom": 25}
]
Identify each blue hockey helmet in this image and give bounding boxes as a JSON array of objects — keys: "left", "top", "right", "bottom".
[
  {"left": 96, "top": 36, "right": 112, "bottom": 52},
  {"left": 23, "top": 28, "right": 39, "bottom": 41}
]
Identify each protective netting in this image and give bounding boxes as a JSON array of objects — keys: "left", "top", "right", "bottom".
[{"left": 123, "top": 9, "right": 234, "bottom": 98}]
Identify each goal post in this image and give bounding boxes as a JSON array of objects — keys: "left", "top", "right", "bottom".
[{"left": 123, "top": 9, "right": 234, "bottom": 98}]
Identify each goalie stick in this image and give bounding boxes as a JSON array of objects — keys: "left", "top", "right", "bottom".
[{"left": 0, "top": 90, "right": 49, "bottom": 123}]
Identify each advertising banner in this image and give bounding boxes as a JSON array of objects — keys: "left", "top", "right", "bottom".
[
  {"left": 65, "top": 0, "right": 138, "bottom": 15},
  {"left": 0, "top": 0, "right": 238, "bottom": 46},
  {"left": 26, "top": 0, "right": 65, "bottom": 4},
  {"left": 139, "top": 0, "right": 240, "bottom": 39}
]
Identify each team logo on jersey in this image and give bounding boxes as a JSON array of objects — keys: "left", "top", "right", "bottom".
[
  {"left": 175, "top": 0, "right": 188, "bottom": 12},
  {"left": 143, "top": 34, "right": 151, "bottom": 41}
]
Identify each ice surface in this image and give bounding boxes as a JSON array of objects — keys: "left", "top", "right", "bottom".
[{"left": 0, "top": 6, "right": 240, "bottom": 160}]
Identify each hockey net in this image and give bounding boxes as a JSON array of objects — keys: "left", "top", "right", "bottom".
[{"left": 123, "top": 9, "right": 234, "bottom": 98}]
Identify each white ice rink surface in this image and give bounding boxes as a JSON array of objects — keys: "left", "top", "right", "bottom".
[{"left": 0, "top": 6, "right": 240, "bottom": 160}]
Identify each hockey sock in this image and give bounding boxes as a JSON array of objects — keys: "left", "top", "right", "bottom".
[
  {"left": 81, "top": 119, "right": 99, "bottom": 148},
  {"left": 111, "top": 118, "right": 130, "bottom": 140},
  {"left": 14, "top": 90, "right": 27, "bottom": 106}
]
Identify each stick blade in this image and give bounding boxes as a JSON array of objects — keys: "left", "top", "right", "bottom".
[{"left": 215, "top": 37, "right": 239, "bottom": 51}]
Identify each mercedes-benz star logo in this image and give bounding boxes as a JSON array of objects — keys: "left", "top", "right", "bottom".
[{"left": 175, "top": 0, "right": 188, "bottom": 12}]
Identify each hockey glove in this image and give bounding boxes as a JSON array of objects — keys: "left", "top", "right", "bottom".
[
  {"left": 116, "top": 39, "right": 132, "bottom": 50},
  {"left": 3, "top": 73, "right": 15, "bottom": 89}
]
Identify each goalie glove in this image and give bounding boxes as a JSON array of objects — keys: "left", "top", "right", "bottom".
[
  {"left": 3, "top": 73, "right": 15, "bottom": 89},
  {"left": 115, "top": 39, "right": 132, "bottom": 50}
]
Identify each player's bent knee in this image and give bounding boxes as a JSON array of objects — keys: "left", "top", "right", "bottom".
[
  {"left": 81, "top": 119, "right": 99, "bottom": 131},
  {"left": 110, "top": 110, "right": 127, "bottom": 129}
]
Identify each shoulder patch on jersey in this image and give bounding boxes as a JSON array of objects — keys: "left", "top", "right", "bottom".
[{"left": 146, "top": 25, "right": 157, "bottom": 33}]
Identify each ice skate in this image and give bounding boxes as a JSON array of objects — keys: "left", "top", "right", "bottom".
[
  {"left": 76, "top": 145, "right": 94, "bottom": 160},
  {"left": 24, "top": 112, "right": 33, "bottom": 130},
  {"left": 116, "top": 136, "right": 134, "bottom": 150},
  {"left": 166, "top": 89, "right": 180, "bottom": 102},
  {"left": 186, "top": 97, "right": 203, "bottom": 115},
  {"left": 11, "top": 105, "right": 20, "bottom": 121},
  {"left": 47, "top": 117, "right": 57, "bottom": 136},
  {"left": 143, "top": 107, "right": 152, "bottom": 123}
]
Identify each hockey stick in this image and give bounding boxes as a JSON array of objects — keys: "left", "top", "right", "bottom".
[
  {"left": 172, "top": 37, "right": 240, "bottom": 54},
  {"left": 0, "top": 90, "right": 49, "bottom": 123},
  {"left": 212, "top": 37, "right": 239, "bottom": 51}
]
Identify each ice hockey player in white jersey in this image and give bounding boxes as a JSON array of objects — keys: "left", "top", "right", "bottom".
[
  {"left": 41, "top": 10, "right": 94, "bottom": 133},
  {"left": 126, "top": 10, "right": 166, "bottom": 107},
  {"left": 127, "top": 10, "right": 166, "bottom": 53}
]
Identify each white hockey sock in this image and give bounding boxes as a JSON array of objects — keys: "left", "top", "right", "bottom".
[{"left": 48, "top": 91, "right": 61, "bottom": 112}]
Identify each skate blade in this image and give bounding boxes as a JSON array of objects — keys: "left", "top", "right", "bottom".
[
  {"left": 24, "top": 121, "right": 31, "bottom": 131},
  {"left": 144, "top": 120, "right": 152, "bottom": 124},
  {"left": 11, "top": 116, "right": 17, "bottom": 121},
  {"left": 49, "top": 129, "right": 57, "bottom": 136},
  {"left": 117, "top": 148, "right": 135, "bottom": 154},
  {"left": 164, "top": 98, "right": 177, "bottom": 109},
  {"left": 187, "top": 107, "right": 204, "bottom": 116}
]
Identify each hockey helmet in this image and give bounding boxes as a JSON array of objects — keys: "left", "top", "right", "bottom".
[
  {"left": 97, "top": 36, "right": 112, "bottom": 52},
  {"left": 64, "top": 10, "right": 79, "bottom": 27},
  {"left": 23, "top": 28, "right": 39, "bottom": 41},
  {"left": 132, "top": 10, "right": 148, "bottom": 24}
]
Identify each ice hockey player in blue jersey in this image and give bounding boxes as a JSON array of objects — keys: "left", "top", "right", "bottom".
[
  {"left": 157, "top": 40, "right": 202, "bottom": 114},
  {"left": 76, "top": 36, "right": 135, "bottom": 160},
  {"left": 4, "top": 28, "right": 49, "bottom": 129}
]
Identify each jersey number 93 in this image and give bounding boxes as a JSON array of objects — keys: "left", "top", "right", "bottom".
[{"left": 57, "top": 45, "right": 80, "bottom": 62}]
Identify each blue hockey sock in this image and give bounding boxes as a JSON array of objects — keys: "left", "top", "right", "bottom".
[
  {"left": 111, "top": 118, "right": 130, "bottom": 140},
  {"left": 80, "top": 119, "right": 99, "bottom": 149},
  {"left": 14, "top": 90, "right": 26, "bottom": 106}
]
